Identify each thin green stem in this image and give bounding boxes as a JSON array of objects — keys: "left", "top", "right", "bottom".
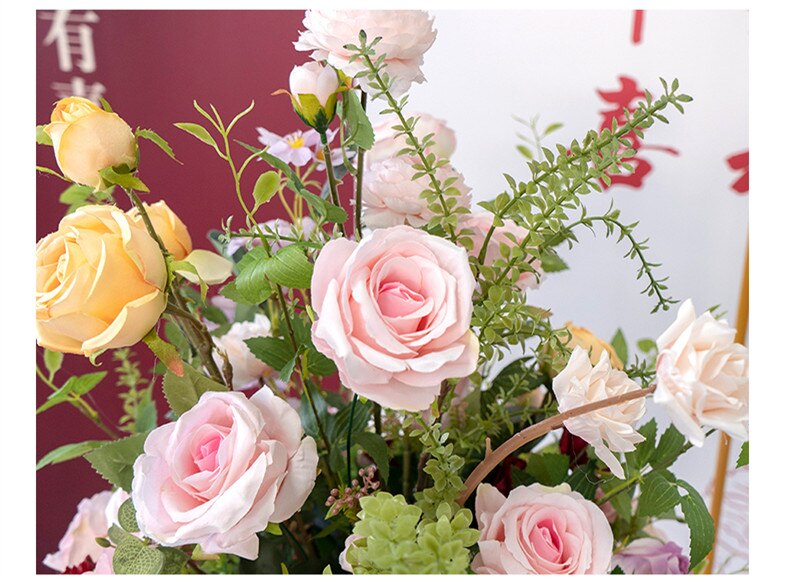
[
  {"left": 320, "top": 131, "right": 347, "bottom": 237},
  {"left": 353, "top": 90, "right": 367, "bottom": 240},
  {"left": 347, "top": 394, "right": 359, "bottom": 484}
]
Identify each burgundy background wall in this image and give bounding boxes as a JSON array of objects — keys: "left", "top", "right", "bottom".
[{"left": 35, "top": 10, "right": 306, "bottom": 573}]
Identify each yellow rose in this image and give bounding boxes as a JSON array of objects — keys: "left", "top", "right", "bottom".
[
  {"left": 36, "top": 205, "right": 167, "bottom": 356},
  {"left": 44, "top": 97, "right": 137, "bottom": 190},
  {"left": 562, "top": 323, "right": 624, "bottom": 370},
  {"left": 129, "top": 200, "right": 193, "bottom": 260}
]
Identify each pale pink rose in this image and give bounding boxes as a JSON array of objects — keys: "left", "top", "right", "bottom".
[
  {"left": 294, "top": 10, "right": 437, "bottom": 97},
  {"left": 462, "top": 211, "right": 543, "bottom": 291},
  {"left": 362, "top": 157, "right": 471, "bottom": 229},
  {"left": 311, "top": 225, "right": 479, "bottom": 411},
  {"left": 338, "top": 533, "right": 363, "bottom": 573},
  {"left": 366, "top": 113, "right": 457, "bottom": 166},
  {"left": 612, "top": 538, "right": 690, "bottom": 574},
  {"left": 472, "top": 483, "right": 613, "bottom": 574},
  {"left": 654, "top": 299, "right": 749, "bottom": 446},
  {"left": 212, "top": 314, "right": 277, "bottom": 390},
  {"left": 553, "top": 347, "right": 646, "bottom": 479},
  {"left": 131, "top": 388, "right": 318, "bottom": 559},
  {"left": 43, "top": 488, "right": 128, "bottom": 573}
]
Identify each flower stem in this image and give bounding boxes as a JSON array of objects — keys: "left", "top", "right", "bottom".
[
  {"left": 320, "top": 131, "right": 347, "bottom": 237},
  {"left": 347, "top": 393, "right": 359, "bottom": 484},
  {"left": 457, "top": 384, "right": 656, "bottom": 505},
  {"left": 353, "top": 90, "right": 367, "bottom": 241}
]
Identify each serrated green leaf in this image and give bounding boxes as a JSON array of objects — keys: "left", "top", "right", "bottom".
[
  {"left": 117, "top": 498, "right": 139, "bottom": 533},
  {"left": 653, "top": 425, "right": 686, "bottom": 470},
  {"left": 252, "top": 171, "right": 280, "bottom": 206},
  {"left": 610, "top": 328, "right": 628, "bottom": 365},
  {"left": 36, "top": 440, "right": 106, "bottom": 471},
  {"left": 566, "top": 463, "right": 598, "bottom": 500},
  {"left": 162, "top": 364, "right": 228, "bottom": 416},
  {"left": 158, "top": 547, "right": 189, "bottom": 574},
  {"left": 266, "top": 244, "right": 313, "bottom": 289},
  {"left": 245, "top": 336, "right": 294, "bottom": 373},
  {"left": 44, "top": 349, "right": 64, "bottom": 380},
  {"left": 525, "top": 453, "right": 570, "bottom": 486},
  {"left": 637, "top": 470, "right": 680, "bottom": 518},
  {"left": 220, "top": 278, "right": 272, "bottom": 306},
  {"left": 677, "top": 479, "right": 714, "bottom": 569},
  {"left": 354, "top": 431, "right": 390, "bottom": 483},
  {"left": 113, "top": 537, "right": 165, "bottom": 574},
  {"left": 136, "top": 128, "right": 178, "bottom": 161},
  {"left": 235, "top": 246, "right": 274, "bottom": 304},
  {"left": 736, "top": 440, "right": 748, "bottom": 468},
  {"left": 36, "top": 124, "right": 53, "bottom": 145},
  {"left": 299, "top": 389, "right": 330, "bottom": 441},
  {"left": 84, "top": 433, "right": 147, "bottom": 491},
  {"left": 634, "top": 419, "right": 657, "bottom": 469},
  {"left": 342, "top": 89, "right": 375, "bottom": 150}
]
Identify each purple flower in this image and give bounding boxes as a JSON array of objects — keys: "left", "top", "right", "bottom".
[{"left": 613, "top": 538, "right": 690, "bottom": 574}]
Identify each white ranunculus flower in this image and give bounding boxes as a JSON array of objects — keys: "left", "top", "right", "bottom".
[
  {"left": 367, "top": 113, "right": 457, "bottom": 166},
  {"left": 294, "top": 10, "right": 437, "bottom": 97},
  {"left": 212, "top": 314, "right": 277, "bottom": 390},
  {"left": 553, "top": 347, "right": 646, "bottom": 479},
  {"left": 361, "top": 157, "right": 471, "bottom": 229},
  {"left": 654, "top": 299, "right": 748, "bottom": 446}
]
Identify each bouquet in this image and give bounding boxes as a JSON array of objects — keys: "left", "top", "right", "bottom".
[{"left": 36, "top": 9, "right": 749, "bottom": 575}]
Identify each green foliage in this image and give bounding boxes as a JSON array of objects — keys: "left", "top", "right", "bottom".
[
  {"left": 354, "top": 432, "right": 390, "bottom": 483},
  {"left": 636, "top": 469, "right": 680, "bottom": 518},
  {"left": 566, "top": 463, "right": 598, "bottom": 500},
  {"left": 113, "top": 348, "right": 157, "bottom": 434},
  {"left": 43, "top": 349, "right": 64, "bottom": 380},
  {"left": 99, "top": 166, "right": 148, "bottom": 192},
  {"left": 524, "top": 452, "right": 570, "bottom": 486},
  {"left": 36, "top": 440, "right": 106, "bottom": 471},
  {"left": 610, "top": 328, "right": 628, "bottom": 365},
  {"left": 37, "top": 371, "right": 107, "bottom": 414},
  {"left": 677, "top": 479, "right": 715, "bottom": 569},
  {"left": 340, "top": 89, "right": 375, "bottom": 150},
  {"left": 162, "top": 364, "right": 228, "bottom": 416},
  {"left": 117, "top": 498, "right": 140, "bottom": 533},
  {"left": 736, "top": 440, "right": 749, "bottom": 467},
  {"left": 252, "top": 171, "right": 280, "bottom": 207},
  {"left": 111, "top": 525, "right": 165, "bottom": 574},
  {"left": 174, "top": 121, "right": 220, "bottom": 152},
  {"left": 85, "top": 432, "right": 147, "bottom": 491},
  {"left": 345, "top": 493, "right": 479, "bottom": 574},
  {"left": 135, "top": 128, "right": 178, "bottom": 161},
  {"left": 36, "top": 124, "right": 52, "bottom": 145}
]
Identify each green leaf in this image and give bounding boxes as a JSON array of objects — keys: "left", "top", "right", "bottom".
[
  {"left": 299, "top": 389, "right": 329, "bottom": 441},
  {"left": 353, "top": 431, "right": 390, "bottom": 483},
  {"left": 566, "top": 463, "right": 598, "bottom": 500},
  {"left": 159, "top": 547, "right": 189, "bottom": 574},
  {"left": 736, "top": 441, "right": 749, "bottom": 468},
  {"left": 652, "top": 424, "right": 686, "bottom": 470},
  {"left": 305, "top": 346, "right": 336, "bottom": 376},
  {"left": 162, "top": 364, "right": 228, "bottom": 416},
  {"left": 516, "top": 144, "right": 533, "bottom": 160},
  {"left": 37, "top": 371, "right": 108, "bottom": 414},
  {"left": 539, "top": 249, "right": 569, "bottom": 273},
  {"left": 331, "top": 399, "right": 372, "bottom": 443},
  {"left": 36, "top": 124, "right": 53, "bottom": 145},
  {"left": 99, "top": 96, "right": 113, "bottom": 112},
  {"left": 341, "top": 89, "right": 375, "bottom": 150},
  {"left": 58, "top": 183, "right": 96, "bottom": 213},
  {"left": 637, "top": 470, "right": 680, "bottom": 518},
  {"left": 266, "top": 244, "right": 313, "bottom": 289},
  {"left": 610, "top": 328, "right": 628, "bottom": 365},
  {"left": 136, "top": 128, "right": 178, "bottom": 162},
  {"left": 36, "top": 440, "right": 106, "bottom": 470},
  {"left": 633, "top": 419, "right": 658, "bottom": 469},
  {"left": 544, "top": 122, "right": 564, "bottom": 136},
  {"left": 245, "top": 336, "right": 295, "bottom": 374},
  {"left": 99, "top": 166, "right": 148, "bottom": 192},
  {"left": 220, "top": 278, "right": 272, "bottom": 306},
  {"left": 142, "top": 328, "right": 185, "bottom": 378},
  {"left": 525, "top": 453, "right": 570, "bottom": 486},
  {"left": 637, "top": 338, "right": 657, "bottom": 353},
  {"left": 44, "top": 349, "right": 64, "bottom": 380},
  {"left": 677, "top": 479, "right": 715, "bottom": 569},
  {"left": 84, "top": 432, "right": 147, "bottom": 491},
  {"left": 113, "top": 537, "right": 165, "bottom": 575},
  {"left": 174, "top": 122, "right": 219, "bottom": 150},
  {"left": 298, "top": 187, "right": 348, "bottom": 224},
  {"left": 235, "top": 246, "right": 275, "bottom": 304},
  {"left": 117, "top": 498, "right": 139, "bottom": 533},
  {"left": 36, "top": 165, "right": 70, "bottom": 182},
  {"left": 252, "top": 171, "right": 280, "bottom": 207},
  {"left": 265, "top": 522, "right": 283, "bottom": 536}
]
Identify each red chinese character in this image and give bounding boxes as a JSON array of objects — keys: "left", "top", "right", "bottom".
[
  {"left": 596, "top": 76, "right": 679, "bottom": 189},
  {"left": 726, "top": 150, "right": 749, "bottom": 194},
  {"left": 632, "top": 10, "right": 645, "bottom": 45}
]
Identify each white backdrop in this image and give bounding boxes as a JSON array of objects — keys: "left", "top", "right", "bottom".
[{"left": 368, "top": 9, "right": 749, "bottom": 570}]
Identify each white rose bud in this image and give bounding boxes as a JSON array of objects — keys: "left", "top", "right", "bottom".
[{"left": 287, "top": 62, "right": 339, "bottom": 132}]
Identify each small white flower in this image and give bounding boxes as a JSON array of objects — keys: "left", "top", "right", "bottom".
[
  {"left": 256, "top": 128, "right": 321, "bottom": 167},
  {"left": 553, "top": 347, "right": 646, "bottom": 479},
  {"left": 213, "top": 314, "right": 277, "bottom": 390}
]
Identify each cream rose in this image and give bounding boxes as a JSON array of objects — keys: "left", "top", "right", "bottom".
[
  {"left": 311, "top": 225, "right": 479, "bottom": 411},
  {"left": 36, "top": 205, "right": 167, "bottom": 356},
  {"left": 553, "top": 347, "right": 646, "bottom": 479},
  {"left": 212, "top": 314, "right": 277, "bottom": 390},
  {"left": 131, "top": 388, "right": 318, "bottom": 559},
  {"left": 462, "top": 212, "right": 544, "bottom": 291},
  {"left": 44, "top": 97, "right": 137, "bottom": 190},
  {"left": 294, "top": 10, "right": 437, "bottom": 97},
  {"left": 473, "top": 483, "right": 613, "bottom": 574},
  {"left": 654, "top": 299, "right": 749, "bottom": 446},
  {"left": 362, "top": 157, "right": 471, "bottom": 230},
  {"left": 366, "top": 113, "right": 457, "bottom": 166}
]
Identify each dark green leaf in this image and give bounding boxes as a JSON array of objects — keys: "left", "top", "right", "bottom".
[
  {"left": 331, "top": 399, "right": 372, "bottom": 443},
  {"left": 253, "top": 171, "right": 280, "bottom": 206},
  {"left": 677, "top": 479, "right": 715, "bottom": 569},
  {"left": 136, "top": 128, "right": 178, "bottom": 161},
  {"left": 566, "top": 463, "right": 598, "bottom": 500},
  {"left": 162, "top": 364, "right": 228, "bottom": 416},
  {"left": 610, "top": 328, "right": 628, "bottom": 365},
  {"left": 637, "top": 470, "right": 680, "bottom": 518},
  {"left": 36, "top": 440, "right": 106, "bottom": 470},
  {"left": 525, "top": 453, "right": 570, "bottom": 486},
  {"left": 159, "top": 547, "right": 189, "bottom": 574},
  {"left": 653, "top": 425, "right": 686, "bottom": 470},
  {"left": 84, "top": 432, "right": 147, "bottom": 491},
  {"left": 37, "top": 371, "right": 107, "bottom": 413},
  {"left": 736, "top": 440, "right": 748, "bottom": 468},
  {"left": 539, "top": 249, "right": 569, "bottom": 273},
  {"left": 632, "top": 419, "right": 657, "bottom": 469},
  {"left": 245, "top": 336, "right": 294, "bottom": 373},
  {"left": 299, "top": 389, "right": 329, "bottom": 440},
  {"left": 353, "top": 432, "right": 390, "bottom": 483},
  {"left": 341, "top": 90, "right": 375, "bottom": 150}
]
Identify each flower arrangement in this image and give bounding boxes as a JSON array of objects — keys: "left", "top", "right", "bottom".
[{"left": 35, "top": 9, "right": 749, "bottom": 575}]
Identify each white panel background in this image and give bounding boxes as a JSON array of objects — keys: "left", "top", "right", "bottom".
[{"left": 369, "top": 9, "right": 749, "bottom": 568}]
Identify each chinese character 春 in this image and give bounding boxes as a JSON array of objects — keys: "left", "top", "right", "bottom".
[
  {"left": 726, "top": 150, "right": 749, "bottom": 195},
  {"left": 40, "top": 10, "right": 99, "bottom": 74}
]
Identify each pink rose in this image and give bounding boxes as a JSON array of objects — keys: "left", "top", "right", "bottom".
[
  {"left": 131, "top": 388, "right": 318, "bottom": 559},
  {"left": 311, "top": 225, "right": 479, "bottom": 411},
  {"left": 367, "top": 113, "right": 457, "bottom": 166},
  {"left": 294, "top": 10, "right": 437, "bottom": 97},
  {"left": 655, "top": 299, "right": 748, "bottom": 446},
  {"left": 44, "top": 488, "right": 128, "bottom": 573},
  {"left": 472, "top": 483, "right": 613, "bottom": 574},
  {"left": 612, "top": 538, "right": 690, "bottom": 574},
  {"left": 361, "top": 157, "right": 471, "bottom": 229},
  {"left": 462, "top": 211, "right": 543, "bottom": 291},
  {"left": 212, "top": 314, "right": 277, "bottom": 390}
]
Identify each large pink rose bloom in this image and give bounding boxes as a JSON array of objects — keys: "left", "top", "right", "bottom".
[
  {"left": 131, "top": 388, "right": 318, "bottom": 559},
  {"left": 44, "top": 488, "right": 128, "bottom": 573},
  {"left": 462, "top": 211, "right": 543, "bottom": 291},
  {"left": 311, "top": 226, "right": 479, "bottom": 411},
  {"left": 294, "top": 10, "right": 437, "bottom": 97},
  {"left": 362, "top": 157, "right": 471, "bottom": 230},
  {"left": 654, "top": 299, "right": 748, "bottom": 446},
  {"left": 472, "top": 483, "right": 613, "bottom": 575}
]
